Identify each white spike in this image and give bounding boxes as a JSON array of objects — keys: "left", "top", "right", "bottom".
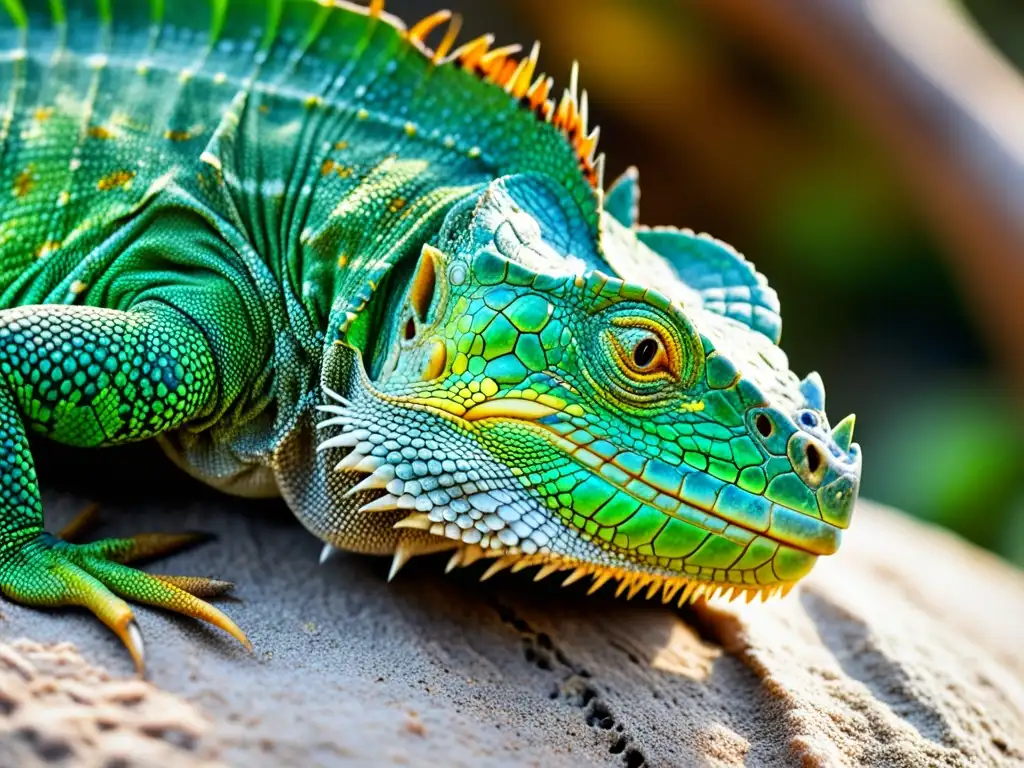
[
  {"left": 315, "top": 406, "right": 347, "bottom": 419},
  {"left": 345, "top": 470, "right": 390, "bottom": 498},
  {"left": 388, "top": 543, "right": 413, "bottom": 581},
  {"left": 445, "top": 549, "right": 463, "bottom": 573},
  {"left": 534, "top": 563, "right": 560, "bottom": 582},
  {"left": 480, "top": 556, "right": 513, "bottom": 581},
  {"left": 561, "top": 566, "right": 589, "bottom": 587},
  {"left": 317, "top": 432, "right": 362, "bottom": 451},
  {"left": 353, "top": 455, "right": 383, "bottom": 473},
  {"left": 359, "top": 494, "right": 400, "bottom": 513},
  {"left": 319, "top": 543, "right": 339, "bottom": 565},
  {"left": 569, "top": 60, "right": 579, "bottom": 103},
  {"left": 334, "top": 451, "right": 366, "bottom": 472},
  {"left": 322, "top": 385, "right": 352, "bottom": 406},
  {"left": 460, "top": 546, "right": 486, "bottom": 567},
  {"left": 393, "top": 514, "right": 432, "bottom": 531},
  {"left": 579, "top": 89, "right": 589, "bottom": 133}
]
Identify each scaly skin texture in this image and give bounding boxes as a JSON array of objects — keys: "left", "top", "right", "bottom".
[{"left": 0, "top": 0, "right": 861, "bottom": 672}]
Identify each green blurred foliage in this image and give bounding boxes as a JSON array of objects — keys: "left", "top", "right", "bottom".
[{"left": 393, "top": 0, "right": 1024, "bottom": 566}]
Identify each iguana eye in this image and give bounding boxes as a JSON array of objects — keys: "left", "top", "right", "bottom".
[
  {"left": 607, "top": 321, "right": 679, "bottom": 383},
  {"left": 633, "top": 337, "right": 660, "bottom": 369}
]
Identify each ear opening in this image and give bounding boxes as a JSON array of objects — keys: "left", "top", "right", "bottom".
[{"left": 408, "top": 245, "right": 440, "bottom": 322}]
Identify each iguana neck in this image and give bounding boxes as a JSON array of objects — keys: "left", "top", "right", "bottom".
[{"left": 294, "top": 157, "right": 487, "bottom": 345}]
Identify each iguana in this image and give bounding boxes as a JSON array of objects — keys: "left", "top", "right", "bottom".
[{"left": 0, "top": 0, "right": 862, "bottom": 674}]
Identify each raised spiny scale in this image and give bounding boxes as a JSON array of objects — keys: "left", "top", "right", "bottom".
[
  {"left": 379, "top": 531, "right": 796, "bottom": 607},
  {"left": 359, "top": 0, "right": 602, "bottom": 187}
]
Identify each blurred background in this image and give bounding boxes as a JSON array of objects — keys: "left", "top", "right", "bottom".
[{"left": 390, "top": 0, "right": 1024, "bottom": 566}]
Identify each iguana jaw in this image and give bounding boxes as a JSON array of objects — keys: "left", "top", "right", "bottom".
[
  {"left": 317, "top": 378, "right": 859, "bottom": 605},
  {"left": 413, "top": 394, "right": 850, "bottom": 557}
]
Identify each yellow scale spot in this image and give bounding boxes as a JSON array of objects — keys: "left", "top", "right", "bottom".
[
  {"left": 213, "top": 72, "right": 227, "bottom": 85},
  {"left": 33, "top": 107, "right": 53, "bottom": 122},
  {"left": 304, "top": 95, "right": 322, "bottom": 109},
  {"left": 87, "top": 125, "right": 115, "bottom": 140},
  {"left": 320, "top": 160, "right": 353, "bottom": 179},
  {"left": 97, "top": 170, "right": 135, "bottom": 191},
  {"left": 680, "top": 401, "right": 705, "bottom": 413},
  {"left": 357, "top": 108, "right": 369, "bottom": 120},
  {"left": 337, "top": 253, "right": 348, "bottom": 268},
  {"left": 69, "top": 280, "right": 88, "bottom": 295},
  {"left": 13, "top": 166, "right": 35, "bottom": 197},
  {"left": 404, "top": 122, "right": 417, "bottom": 137},
  {"left": 164, "top": 128, "right": 193, "bottom": 142},
  {"left": 34, "top": 240, "right": 60, "bottom": 259},
  {"left": 388, "top": 197, "right": 406, "bottom": 214},
  {"left": 57, "top": 190, "right": 70, "bottom": 206},
  {"left": 443, "top": 136, "right": 455, "bottom": 148},
  {"left": 467, "top": 146, "right": 481, "bottom": 159},
  {"left": 178, "top": 68, "right": 195, "bottom": 84},
  {"left": 334, "top": 140, "right": 349, "bottom": 150}
]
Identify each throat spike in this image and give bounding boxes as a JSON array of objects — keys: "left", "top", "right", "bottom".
[
  {"left": 588, "top": 572, "right": 612, "bottom": 595},
  {"left": 480, "top": 557, "right": 513, "bottom": 581},
  {"left": 460, "top": 546, "right": 486, "bottom": 568},
  {"left": 662, "top": 580, "right": 683, "bottom": 604},
  {"left": 360, "top": 494, "right": 401, "bottom": 513},
  {"left": 317, "top": 431, "right": 361, "bottom": 451},
  {"left": 322, "top": 385, "right": 352, "bottom": 407},
  {"left": 388, "top": 543, "right": 412, "bottom": 582},
  {"left": 445, "top": 549, "right": 463, "bottom": 573},
  {"left": 626, "top": 579, "right": 646, "bottom": 600},
  {"left": 319, "top": 543, "right": 339, "bottom": 566},
  {"left": 334, "top": 450, "right": 366, "bottom": 472},
  {"left": 393, "top": 513, "right": 432, "bottom": 531},
  {"left": 345, "top": 465, "right": 396, "bottom": 497},
  {"left": 510, "top": 558, "right": 534, "bottom": 573},
  {"left": 615, "top": 577, "right": 632, "bottom": 598},
  {"left": 678, "top": 582, "right": 699, "bottom": 606},
  {"left": 645, "top": 579, "right": 662, "bottom": 600},
  {"left": 533, "top": 563, "right": 560, "bottom": 582},
  {"left": 561, "top": 566, "right": 589, "bottom": 587}
]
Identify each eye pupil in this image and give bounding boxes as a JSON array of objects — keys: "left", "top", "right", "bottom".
[{"left": 633, "top": 338, "right": 659, "bottom": 368}]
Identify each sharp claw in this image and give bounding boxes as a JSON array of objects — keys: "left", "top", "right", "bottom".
[{"left": 123, "top": 619, "right": 145, "bottom": 677}]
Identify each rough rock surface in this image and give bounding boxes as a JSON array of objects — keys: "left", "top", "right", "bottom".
[{"left": 1, "top": 443, "right": 1022, "bottom": 767}]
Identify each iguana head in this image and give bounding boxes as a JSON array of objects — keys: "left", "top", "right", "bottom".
[{"left": 313, "top": 172, "right": 861, "bottom": 603}]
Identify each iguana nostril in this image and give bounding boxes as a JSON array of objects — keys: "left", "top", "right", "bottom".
[
  {"left": 755, "top": 413, "right": 773, "bottom": 438},
  {"left": 805, "top": 443, "right": 822, "bottom": 475}
]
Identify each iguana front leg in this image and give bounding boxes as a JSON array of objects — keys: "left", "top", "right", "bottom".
[{"left": 0, "top": 301, "right": 250, "bottom": 673}]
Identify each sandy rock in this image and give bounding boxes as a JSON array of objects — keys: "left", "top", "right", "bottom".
[{"left": 1, "top": 487, "right": 1021, "bottom": 767}]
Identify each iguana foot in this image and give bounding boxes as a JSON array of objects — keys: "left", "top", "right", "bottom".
[{"left": 0, "top": 529, "right": 250, "bottom": 675}]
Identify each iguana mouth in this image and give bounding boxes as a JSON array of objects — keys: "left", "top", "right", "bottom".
[{"left": 427, "top": 396, "right": 847, "bottom": 556}]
